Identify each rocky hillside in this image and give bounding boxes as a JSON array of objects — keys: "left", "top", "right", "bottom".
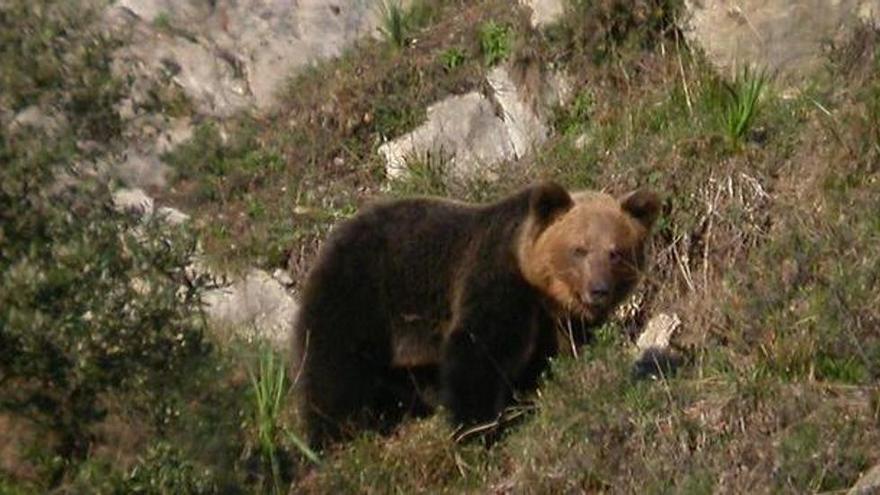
[{"left": 2, "top": 0, "right": 880, "bottom": 493}]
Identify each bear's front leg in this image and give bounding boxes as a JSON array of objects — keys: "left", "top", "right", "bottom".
[
  {"left": 439, "top": 282, "right": 538, "bottom": 427},
  {"left": 441, "top": 328, "right": 511, "bottom": 426}
]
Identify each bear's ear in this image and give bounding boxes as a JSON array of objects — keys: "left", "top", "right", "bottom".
[
  {"left": 529, "top": 181, "right": 574, "bottom": 226},
  {"left": 619, "top": 189, "right": 661, "bottom": 229}
]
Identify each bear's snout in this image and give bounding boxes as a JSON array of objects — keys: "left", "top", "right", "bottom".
[{"left": 587, "top": 280, "right": 611, "bottom": 302}]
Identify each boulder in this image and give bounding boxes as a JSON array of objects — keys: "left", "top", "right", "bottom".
[
  {"left": 114, "top": 151, "right": 170, "bottom": 190},
  {"left": 9, "top": 106, "right": 69, "bottom": 137},
  {"left": 203, "top": 269, "right": 299, "bottom": 349},
  {"left": 683, "top": 0, "right": 880, "bottom": 83},
  {"left": 112, "top": 188, "right": 155, "bottom": 217},
  {"left": 380, "top": 65, "right": 572, "bottom": 181},
  {"left": 378, "top": 92, "right": 516, "bottom": 181}
]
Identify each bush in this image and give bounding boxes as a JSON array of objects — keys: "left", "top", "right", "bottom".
[
  {"left": 0, "top": 0, "right": 123, "bottom": 142},
  {"left": 0, "top": 126, "right": 211, "bottom": 476},
  {"left": 479, "top": 21, "right": 511, "bottom": 66}
]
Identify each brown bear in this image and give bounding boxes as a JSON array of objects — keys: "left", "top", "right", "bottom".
[{"left": 291, "top": 181, "right": 660, "bottom": 449}]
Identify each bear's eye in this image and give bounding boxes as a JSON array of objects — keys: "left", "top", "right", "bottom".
[
  {"left": 572, "top": 246, "right": 589, "bottom": 258},
  {"left": 609, "top": 249, "right": 623, "bottom": 263}
]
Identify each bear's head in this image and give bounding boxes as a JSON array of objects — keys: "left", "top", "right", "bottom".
[{"left": 519, "top": 182, "right": 661, "bottom": 322}]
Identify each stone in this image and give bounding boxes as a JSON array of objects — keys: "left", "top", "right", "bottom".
[
  {"left": 114, "top": 151, "right": 170, "bottom": 190},
  {"left": 487, "top": 66, "right": 549, "bottom": 159},
  {"left": 683, "top": 0, "right": 880, "bottom": 83},
  {"left": 634, "top": 313, "right": 682, "bottom": 380},
  {"left": 380, "top": 64, "right": 572, "bottom": 182},
  {"left": 272, "top": 268, "right": 294, "bottom": 287},
  {"left": 116, "top": 0, "right": 206, "bottom": 23},
  {"left": 637, "top": 313, "right": 681, "bottom": 352},
  {"left": 519, "top": 0, "right": 566, "bottom": 28},
  {"left": 112, "top": 188, "right": 155, "bottom": 217},
  {"left": 154, "top": 117, "right": 195, "bottom": 155},
  {"left": 203, "top": 269, "right": 299, "bottom": 349},
  {"left": 850, "top": 464, "right": 880, "bottom": 495},
  {"left": 156, "top": 206, "right": 190, "bottom": 225},
  {"left": 378, "top": 92, "right": 516, "bottom": 180}
]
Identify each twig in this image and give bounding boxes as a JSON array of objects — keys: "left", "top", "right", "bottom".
[{"left": 674, "top": 24, "right": 694, "bottom": 116}]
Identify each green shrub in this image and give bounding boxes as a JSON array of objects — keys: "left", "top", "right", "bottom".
[
  {"left": 0, "top": 0, "right": 123, "bottom": 141},
  {"left": 378, "top": 0, "right": 408, "bottom": 48},
  {"left": 479, "top": 21, "right": 511, "bottom": 66},
  {"left": 0, "top": 126, "right": 211, "bottom": 476},
  {"left": 440, "top": 47, "right": 466, "bottom": 71},
  {"left": 247, "top": 347, "right": 318, "bottom": 494}
]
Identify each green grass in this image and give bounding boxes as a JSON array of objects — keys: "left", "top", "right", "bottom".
[
  {"left": 718, "top": 66, "right": 770, "bottom": 147},
  {"left": 440, "top": 47, "right": 466, "bottom": 71},
  {"left": 377, "top": 0, "right": 408, "bottom": 48},
  {"left": 478, "top": 20, "right": 511, "bottom": 66},
  {"left": 248, "top": 347, "right": 319, "bottom": 493}
]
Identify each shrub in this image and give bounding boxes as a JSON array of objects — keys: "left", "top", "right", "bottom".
[
  {"left": 0, "top": 126, "right": 211, "bottom": 476},
  {"left": 479, "top": 21, "right": 511, "bottom": 66}
]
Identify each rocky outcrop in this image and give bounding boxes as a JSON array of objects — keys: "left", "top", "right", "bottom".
[
  {"left": 105, "top": 0, "right": 395, "bottom": 117},
  {"left": 379, "top": 92, "right": 516, "bottom": 181},
  {"left": 9, "top": 106, "right": 69, "bottom": 138},
  {"left": 683, "top": 0, "right": 880, "bottom": 83},
  {"left": 379, "top": 64, "right": 571, "bottom": 182},
  {"left": 100, "top": 0, "right": 403, "bottom": 191}
]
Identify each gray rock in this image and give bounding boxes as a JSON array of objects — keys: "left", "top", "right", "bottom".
[
  {"left": 156, "top": 206, "right": 190, "bottom": 225},
  {"left": 116, "top": 0, "right": 206, "bottom": 23},
  {"left": 634, "top": 313, "right": 682, "bottom": 380},
  {"left": 519, "top": 0, "right": 565, "bottom": 28},
  {"left": 637, "top": 313, "right": 681, "bottom": 352},
  {"left": 380, "top": 65, "right": 572, "bottom": 182},
  {"left": 487, "top": 66, "right": 550, "bottom": 159},
  {"left": 683, "top": 0, "right": 880, "bottom": 83},
  {"left": 112, "top": 188, "right": 155, "bottom": 217},
  {"left": 271, "top": 268, "right": 294, "bottom": 287},
  {"left": 114, "top": 151, "right": 170, "bottom": 190},
  {"left": 379, "top": 92, "right": 516, "bottom": 181},
  {"left": 153, "top": 117, "right": 195, "bottom": 155},
  {"left": 105, "top": 0, "right": 396, "bottom": 116},
  {"left": 203, "top": 269, "right": 299, "bottom": 349},
  {"left": 850, "top": 464, "right": 880, "bottom": 495}
]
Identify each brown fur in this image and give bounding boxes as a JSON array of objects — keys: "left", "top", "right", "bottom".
[{"left": 292, "top": 181, "right": 660, "bottom": 449}]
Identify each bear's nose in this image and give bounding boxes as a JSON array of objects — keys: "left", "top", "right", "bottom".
[{"left": 589, "top": 282, "right": 610, "bottom": 301}]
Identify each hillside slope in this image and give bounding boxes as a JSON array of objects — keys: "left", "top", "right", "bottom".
[{"left": 2, "top": 0, "right": 880, "bottom": 493}]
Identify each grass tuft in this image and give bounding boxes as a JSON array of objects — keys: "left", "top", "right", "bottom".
[
  {"left": 378, "top": 0, "right": 408, "bottom": 48},
  {"left": 720, "top": 66, "right": 769, "bottom": 146},
  {"left": 479, "top": 20, "right": 511, "bottom": 66},
  {"left": 248, "top": 346, "right": 319, "bottom": 494}
]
